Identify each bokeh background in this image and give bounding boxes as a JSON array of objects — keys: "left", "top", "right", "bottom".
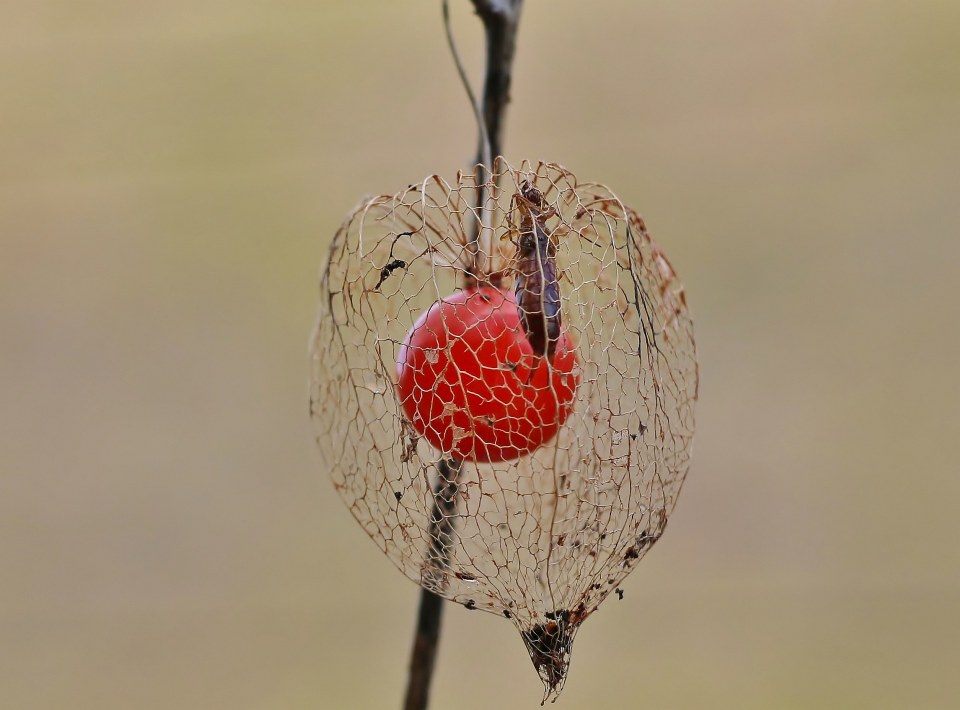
[{"left": 2, "top": 1, "right": 958, "bottom": 708}]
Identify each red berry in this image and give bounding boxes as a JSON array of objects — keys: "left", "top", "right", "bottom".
[{"left": 396, "top": 286, "right": 579, "bottom": 463}]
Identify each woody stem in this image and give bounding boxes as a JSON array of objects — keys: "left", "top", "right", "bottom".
[{"left": 401, "top": 3, "right": 524, "bottom": 709}]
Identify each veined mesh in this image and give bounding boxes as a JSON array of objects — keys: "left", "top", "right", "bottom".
[{"left": 309, "top": 160, "right": 698, "bottom": 701}]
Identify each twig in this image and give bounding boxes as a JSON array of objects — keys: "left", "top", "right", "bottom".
[
  {"left": 471, "top": 0, "right": 524, "bottom": 167},
  {"left": 442, "top": 0, "right": 491, "bottom": 175},
  {"left": 403, "top": 590, "right": 445, "bottom": 710},
  {"left": 470, "top": 0, "right": 524, "bottom": 278},
  {"left": 401, "top": 4, "right": 524, "bottom": 709},
  {"left": 403, "top": 459, "right": 461, "bottom": 710}
]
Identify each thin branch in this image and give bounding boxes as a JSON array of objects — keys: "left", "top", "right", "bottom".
[
  {"left": 402, "top": 4, "right": 525, "bottom": 709},
  {"left": 403, "top": 459, "right": 461, "bottom": 710},
  {"left": 403, "top": 590, "right": 445, "bottom": 710},
  {"left": 469, "top": 0, "right": 525, "bottom": 276},
  {"left": 443, "top": 0, "right": 490, "bottom": 174},
  {"left": 471, "top": 0, "right": 524, "bottom": 165}
]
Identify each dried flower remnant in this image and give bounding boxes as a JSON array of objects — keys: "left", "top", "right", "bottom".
[
  {"left": 511, "top": 180, "right": 563, "bottom": 361},
  {"left": 309, "top": 160, "right": 698, "bottom": 702}
]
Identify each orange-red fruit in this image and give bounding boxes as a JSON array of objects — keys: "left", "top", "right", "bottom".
[{"left": 396, "top": 286, "right": 579, "bottom": 463}]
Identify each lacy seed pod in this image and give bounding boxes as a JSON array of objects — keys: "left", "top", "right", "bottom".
[{"left": 309, "top": 160, "right": 698, "bottom": 702}]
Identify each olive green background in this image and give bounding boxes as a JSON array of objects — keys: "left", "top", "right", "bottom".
[{"left": 2, "top": 1, "right": 958, "bottom": 708}]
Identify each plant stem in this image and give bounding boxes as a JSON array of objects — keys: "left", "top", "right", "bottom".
[
  {"left": 403, "top": 458, "right": 460, "bottom": 710},
  {"left": 403, "top": 589, "right": 445, "bottom": 710},
  {"left": 471, "top": 0, "right": 524, "bottom": 272},
  {"left": 401, "top": 4, "right": 524, "bottom": 708},
  {"left": 473, "top": 0, "right": 524, "bottom": 167}
]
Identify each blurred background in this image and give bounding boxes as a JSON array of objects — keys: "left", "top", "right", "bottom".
[{"left": 2, "top": 1, "right": 958, "bottom": 708}]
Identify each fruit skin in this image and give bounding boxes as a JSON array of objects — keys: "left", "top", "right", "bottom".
[{"left": 396, "top": 286, "right": 579, "bottom": 463}]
